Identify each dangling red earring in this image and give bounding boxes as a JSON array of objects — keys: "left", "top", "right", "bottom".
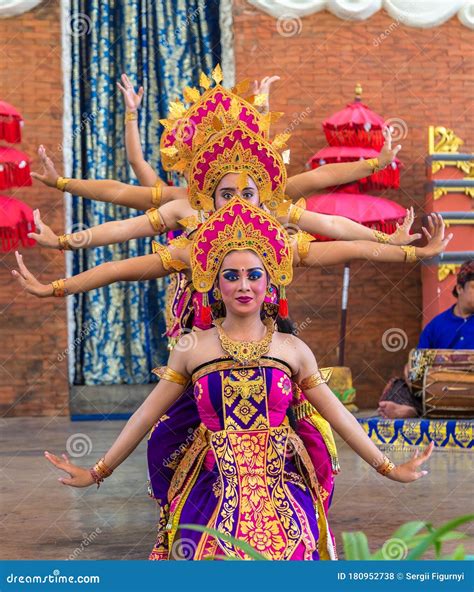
[
  {"left": 278, "top": 285, "right": 288, "bottom": 318},
  {"left": 201, "top": 291, "right": 212, "bottom": 326}
]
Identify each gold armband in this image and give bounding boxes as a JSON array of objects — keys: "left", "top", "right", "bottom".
[
  {"left": 401, "top": 245, "right": 418, "bottom": 263},
  {"left": 365, "top": 157, "right": 386, "bottom": 173},
  {"left": 152, "top": 366, "right": 188, "bottom": 385},
  {"left": 146, "top": 208, "right": 165, "bottom": 233},
  {"left": 374, "top": 230, "right": 390, "bottom": 244},
  {"left": 58, "top": 233, "right": 72, "bottom": 250},
  {"left": 299, "top": 370, "right": 327, "bottom": 390},
  {"left": 51, "top": 278, "right": 68, "bottom": 297},
  {"left": 296, "top": 231, "right": 314, "bottom": 266},
  {"left": 289, "top": 204, "right": 304, "bottom": 226},
  {"left": 375, "top": 455, "right": 395, "bottom": 476},
  {"left": 56, "top": 177, "right": 71, "bottom": 192},
  {"left": 151, "top": 183, "right": 163, "bottom": 207},
  {"left": 125, "top": 110, "right": 138, "bottom": 123},
  {"left": 152, "top": 241, "right": 189, "bottom": 272}
]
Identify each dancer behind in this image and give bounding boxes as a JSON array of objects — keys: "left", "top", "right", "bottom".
[
  {"left": 43, "top": 198, "right": 434, "bottom": 561},
  {"left": 28, "top": 67, "right": 410, "bottom": 250}
]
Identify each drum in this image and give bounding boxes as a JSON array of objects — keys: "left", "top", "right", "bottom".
[
  {"left": 408, "top": 349, "right": 474, "bottom": 391},
  {"left": 420, "top": 366, "right": 474, "bottom": 418}
]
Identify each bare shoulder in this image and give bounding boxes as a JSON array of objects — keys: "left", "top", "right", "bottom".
[
  {"left": 175, "top": 327, "right": 222, "bottom": 374},
  {"left": 270, "top": 332, "right": 315, "bottom": 374}
]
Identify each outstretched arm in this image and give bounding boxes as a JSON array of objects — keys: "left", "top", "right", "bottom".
[
  {"left": 286, "top": 127, "right": 401, "bottom": 200},
  {"left": 44, "top": 345, "right": 189, "bottom": 487},
  {"left": 293, "top": 214, "right": 451, "bottom": 268},
  {"left": 11, "top": 250, "right": 176, "bottom": 297},
  {"left": 27, "top": 200, "right": 187, "bottom": 250},
  {"left": 285, "top": 205, "right": 421, "bottom": 246},
  {"left": 31, "top": 145, "right": 187, "bottom": 210},
  {"left": 294, "top": 339, "right": 434, "bottom": 483},
  {"left": 117, "top": 73, "right": 165, "bottom": 187}
]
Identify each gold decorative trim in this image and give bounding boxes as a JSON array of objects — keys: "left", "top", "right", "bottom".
[
  {"left": 191, "top": 357, "right": 292, "bottom": 383},
  {"left": 433, "top": 185, "right": 474, "bottom": 200},
  {"left": 438, "top": 264, "right": 460, "bottom": 282},
  {"left": 428, "top": 126, "right": 464, "bottom": 155}
]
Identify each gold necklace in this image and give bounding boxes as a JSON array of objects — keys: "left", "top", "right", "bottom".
[{"left": 215, "top": 318, "right": 275, "bottom": 365}]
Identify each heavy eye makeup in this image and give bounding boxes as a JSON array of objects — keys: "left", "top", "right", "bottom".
[{"left": 221, "top": 268, "right": 264, "bottom": 282}]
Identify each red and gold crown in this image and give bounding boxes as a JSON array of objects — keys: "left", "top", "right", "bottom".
[
  {"left": 187, "top": 121, "right": 289, "bottom": 213},
  {"left": 191, "top": 196, "right": 292, "bottom": 320},
  {"left": 159, "top": 65, "right": 282, "bottom": 173}
]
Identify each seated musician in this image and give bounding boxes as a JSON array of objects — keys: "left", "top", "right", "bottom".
[{"left": 378, "top": 259, "right": 474, "bottom": 418}]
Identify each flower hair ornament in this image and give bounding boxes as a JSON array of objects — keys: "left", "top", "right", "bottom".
[
  {"left": 159, "top": 64, "right": 283, "bottom": 173},
  {"left": 191, "top": 196, "right": 293, "bottom": 323}
]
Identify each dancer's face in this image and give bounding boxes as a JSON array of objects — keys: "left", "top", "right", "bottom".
[
  {"left": 214, "top": 173, "right": 259, "bottom": 210},
  {"left": 218, "top": 250, "right": 268, "bottom": 317}
]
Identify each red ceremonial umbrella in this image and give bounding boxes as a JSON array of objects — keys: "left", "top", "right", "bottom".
[
  {"left": 0, "top": 146, "right": 32, "bottom": 189},
  {"left": 307, "top": 192, "right": 406, "bottom": 365},
  {"left": 307, "top": 146, "right": 401, "bottom": 190},
  {"left": 0, "top": 195, "right": 35, "bottom": 251},
  {"left": 322, "top": 84, "right": 386, "bottom": 149},
  {"left": 0, "top": 101, "right": 24, "bottom": 144}
]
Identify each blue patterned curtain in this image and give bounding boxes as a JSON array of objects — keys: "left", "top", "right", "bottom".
[{"left": 69, "top": 0, "right": 221, "bottom": 384}]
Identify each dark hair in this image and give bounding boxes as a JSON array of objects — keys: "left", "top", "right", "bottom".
[{"left": 452, "top": 259, "right": 474, "bottom": 297}]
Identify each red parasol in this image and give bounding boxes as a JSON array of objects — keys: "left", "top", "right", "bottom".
[
  {"left": 0, "top": 195, "right": 35, "bottom": 251},
  {"left": 307, "top": 146, "right": 401, "bottom": 190},
  {"left": 0, "top": 101, "right": 24, "bottom": 144},
  {"left": 0, "top": 146, "right": 32, "bottom": 190},
  {"left": 322, "top": 84, "right": 386, "bottom": 149}
]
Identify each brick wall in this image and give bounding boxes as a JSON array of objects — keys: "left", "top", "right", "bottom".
[
  {"left": 233, "top": 1, "right": 473, "bottom": 407},
  {"left": 0, "top": 1, "right": 68, "bottom": 416}
]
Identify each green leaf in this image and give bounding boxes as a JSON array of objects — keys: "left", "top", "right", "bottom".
[
  {"left": 407, "top": 514, "right": 474, "bottom": 560},
  {"left": 342, "top": 532, "right": 371, "bottom": 560},
  {"left": 442, "top": 544, "right": 466, "bottom": 560},
  {"left": 180, "top": 524, "right": 268, "bottom": 560}
]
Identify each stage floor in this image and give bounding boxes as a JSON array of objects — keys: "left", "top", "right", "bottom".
[{"left": 1, "top": 416, "right": 472, "bottom": 560}]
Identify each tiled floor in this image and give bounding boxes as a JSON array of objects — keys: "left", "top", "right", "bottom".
[{"left": 1, "top": 416, "right": 472, "bottom": 560}]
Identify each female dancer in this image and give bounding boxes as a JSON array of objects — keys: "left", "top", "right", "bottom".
[{"left": 43, "top": 198, "right": 434, "bottom": 560}]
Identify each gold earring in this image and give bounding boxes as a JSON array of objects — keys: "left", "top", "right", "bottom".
[{"left": 213, "top": 287, "right": 222, "bottom": 300}]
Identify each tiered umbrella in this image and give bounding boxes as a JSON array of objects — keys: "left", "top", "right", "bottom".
[
  {"left": 0, "top": 99, "right": 34, "bottom": 252},
  {"left": 306, "top": 85, "right": 405, "bottom": 366}
]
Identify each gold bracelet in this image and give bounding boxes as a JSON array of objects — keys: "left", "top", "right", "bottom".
[
  {"left": 146, "top": 208, "right": 165, "bottom": 233},
  {"left": 365, "top": 157, "right": 386, "bottom": 173},
  {"left": 124, "top": 110, "right": 138, "bottom": 123},
  {"left": 151, "top": 183, "right": 163, "bottom": 207},
  {"left": 299, "top": 371, "right": 327, "bottom": 390},
  {"left": 289, "top": 204, "right": 305, "bottom": 226},
  {"left": 296, "top": 231, "right": 314, "bottom": 266},
  {"left": 56, "top": 177, "right": 71, "bottom": 192},
  {"left": 51, "top": 279, "right": 67, "bottom": 297},
  {"left": 94, "top": 457, "right": 114, "bottom": 478},
  {"left": 374, "top": 230, "right": 390, "bottom": 244},
  {"left": 152, "top": 366, "right": 188, "bottom": 385},
  {"left": 401, "top": 245, "right": 418, "bottom": 263},
  {"left": 376, "top": 455, "right": 395, "bottom": 476},
  {"left": 58, "top": 233, "right": 72, "bottom": 250},
  {"left": 152, "top": 241, "right": 188, "bottom": 272}
]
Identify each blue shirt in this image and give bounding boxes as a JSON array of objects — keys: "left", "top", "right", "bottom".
[{"left": 418, "top": 305, "right": 474, "bottom": 349}]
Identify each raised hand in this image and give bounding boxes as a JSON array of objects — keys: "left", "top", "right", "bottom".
[
  {"left": 418, "top": 213, "right": 453, "bottom": 258},
  {"left": 389, "top": 207, "right": 422, "bottom": 245},
  {"left": 378, "top": 126, "right": 402, "bottom": 168},
  {"left": 116, "top": 73, "right": 144, "bottom": 112},
  {"left": 386, "top": 441, "right": 434, "bottom": 483},
  {"left": 27, "top": 209, "right": 60, "bottom": 249},
  {"left": 30, "top": 145, "right": 60, "bottom": 188},
  {"left": 11, "top": 251, "right": 52, "bottom": 297},
  {"left": 44, "top": 451, "right": 95, "bottom": 488},
  {"left": 251, "top": 75, "right": 280, "bottom": 114}
]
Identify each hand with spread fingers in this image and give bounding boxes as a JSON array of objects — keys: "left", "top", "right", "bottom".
[
  {"left": 251, "top": 75, "right": 280, "bottom": 114},
  {"left": 418, "top": 213, "right": 453, "bottom": 258},
  {"left": 26, "top": 209, "right": 60, "bottom": 249},
  {"left": 44, "top": 451, "right": 95, "bottom": 488},
  {"left": 378, "top": 125, "right": 402, "bottom": 168},
  {"left": 116, "top": 73, "right": 144, "bottom": 112},
  {"left": 386, "top": 441, "right": 434, "bottom": 483},
  {"left": 11, "top": 251, "right": 52, "bottom": 297},
  {"left": 389, "top": 206, "right": 422, "bottom": 245},
  {"left": 30, "top": 145, "right": 61, "bottom": 188}
]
